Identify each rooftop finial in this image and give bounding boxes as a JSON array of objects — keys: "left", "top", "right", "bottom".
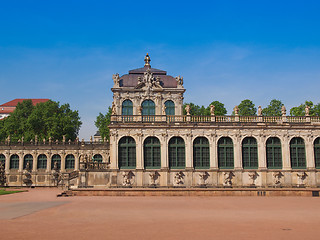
[{"left": 144, "top": 53, "right": 151, "bottom": 68}]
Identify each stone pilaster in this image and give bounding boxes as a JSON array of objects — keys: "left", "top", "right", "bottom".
[
  {"left": 185, "top": 134, "right": 192, "bottom": 169},
  {"left": 210, "top": 134, "right": 218, "bottom": 169},
  {"left": 306, "top": 137, "right": 315, "bottom": 170},
  {"left": 136, "top": 133, "right": 143, "bottom": 170},
  {"left": 282, "top": 136, "right": 291, "bottom": 170},
  {"left": 160, "top": 133, "right": 168, "bottom": 169}
]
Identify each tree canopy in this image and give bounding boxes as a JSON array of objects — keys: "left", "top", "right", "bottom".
[
  {"left": 95, "top": 107, "right": 112, "bottom": 141},
  {"left": 0, "top": 100, "right": 82, "bottom": 142},
  {"left": 290, "top": 101, "right": 320, "bottom": 116},
  {"left": 183, "top": 101, "right": 227, "bottom": 116},
  {"left": 237, "top": 99, "right": 256, "bottom": 116},
  {"left": 262, "top": 99, "right": 284, "bottom": 116},
  {"left": 206, "top": 101, "right": 227, "bottom": 116}
]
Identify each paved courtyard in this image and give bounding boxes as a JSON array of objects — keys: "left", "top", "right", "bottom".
[{"left": 1, "top": 188, "right": 320, "bottom": 240}]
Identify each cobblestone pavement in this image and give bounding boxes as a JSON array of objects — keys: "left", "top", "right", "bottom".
[{"left": 1, "top": 188, "right": 320, "bottom": 240}]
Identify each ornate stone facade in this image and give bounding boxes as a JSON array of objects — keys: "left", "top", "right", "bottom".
[{"left": 1, "top": 54, "right": 320, "bottom": 189}]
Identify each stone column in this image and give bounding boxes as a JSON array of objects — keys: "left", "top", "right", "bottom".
[
  {"left": 306, "top": 137, "right": 315, "bottom": 170},
  {"left": 160, "top": 134, "right": 168, "bottom": 169},
  {"left": 5, "top": 152, "right": 10, "bottom": 173},
  {"left": 109, "top": 133, "right": 118, "bottom": 170},
  {"left": 136, "top": 134, "right": 143, "bottom": 170},
  {"left": 74, "top": 153, "right": 80, "bottom": 171},
  {"left": 210, "top": 134, "right": 218, "bottom": 169},
  {"left": 18, "top": 152, "right": 24, "bottom": 173},
  {"left": 185, "top": 134, "right": 193, "bottom": 169},
  {"left": 60, "top": 153, "right": 66, "bottom": 172},
  {"left": 282, "top": 136, "right": 291, "bottom": 170},
  {"left": 32, "top": 152, "right": 37, "bottom": 171},
  {"left": 234, "top": 137, "right": 242, "bottom": 170},
  {"left": 46, "top": 153, "right": 52, "bottom": 172},
  {"left": 258, "top": 136, "right": 267, "bottom": 169}
]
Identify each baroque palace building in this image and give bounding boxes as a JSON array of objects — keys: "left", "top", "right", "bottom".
[{"left": 1, "top": 54, "right": 320, "bottom": 188}]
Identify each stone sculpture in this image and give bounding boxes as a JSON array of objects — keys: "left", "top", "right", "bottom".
[
  {"left": 210, "top": 105, "right": 215, "bottom": 116},
  {"left": 122, "top": 171, "right": 134, "bottom": 187},
  {"left": 199, "top": 172, "right": 209, "bottom": 186},
  {"left": 149, "top": 171, "right": 159, "bottom": 186},
  {"left": 248, "top": 171, "right": 258, "bottom": 186},
  {"left": 297, "top": 172, "right": 307, "bottom": 186},
  {"left": 174, "top": 171, "right": 184, "bottom": 185},
  {"left": 258, "top": 106, "right": 262, "bottom": 116},
  {"left": 185, "top": 104, "right": 190, "bottom": 115},
  {"left": 112, "top": 73, "right": 120, "bottom": 88},
  {"left": 23, "top": 162, "right": 32, "bottom": 186},
  {"left": 305, "top": 105, "right": 310, "bottom": 116},
  {"left": 223, "top": 172, "right": 235, "bottom": 187},
  {"left": 176, "top": 76, "right": 183, "bottom": 87},
  {"left": 273, "top": 171, "right": 284, "bottom": 187},
  {"left": 111, "top": 102, "right": 117, "bottom": 115},
  {"left": 234, "top": 106, "right": 239, "bottom": 116},
  {"left": 281, "top": 105, "right": 286, "bottom": 116}
]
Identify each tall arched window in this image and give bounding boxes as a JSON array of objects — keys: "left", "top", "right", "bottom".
[
  {"left": 290, "top": 137, "right": 306, "bottom": 169},
  {"left": 142, "top": 100, "right": 155, "bottom": 115},
  {"left": 93, "top": 154, "right": 103, "bottom": 163},
  {"left": 315, "top": 138, "right": 320, "bottom": 169},
  {"left": 51, "top": 154, "right": 61, "bottom": 170},
  {"left": 37, "top": 154, "right": 47, "bottom": 169},
  {"left": 242, "top": 137, "right": 258, "bottom": 169},
  {"left": 65, "top": 154, "right": 75, "bottom": 169},
  {"left": 169, "top": 137, "right": 185, "bottom": 169},
  {"left": 23, "top": 154, "right": 33, "bottom": 170},
  {"left": 0, "top": 154, "right": 5, "bottom": 168},
  {"left": 118, "top": 136, "right": 136, "bottom": 169},
  {"left": 218, "top": 137, "right": 234, "bottom": 169},
  {"left": 165, "top": 100, "right": 175, "bottom": 115},
  {"left": 266, "top": 137, "right": 282, "bottom": 169},
  {"left": 193, "top": 137, "right": 210, "bottom": 169},
  {"left": 144, "top": 137, "right": 161, "bottom": 169},
  {"left": 10, "top": 155, "right": 19, "bottom": 169},
  {"left": 122, "top": 100, "right": 133, "bottom": 115}
]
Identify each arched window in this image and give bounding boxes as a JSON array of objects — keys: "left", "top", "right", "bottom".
[
  {"left": 0, "top": 154, "right": 5, "bottom": 168},
  {"left": 23, "top": 154, "right": 33, "bottom": 170},
  {"left": 122, "top": 100, "right": 133, "bottom": 115},
  {"left": 51, "top": 154, "right": 61, "bottom": 170},
  {"left": 142, "top": 100, "right": 155, "bottom": 115},
  {"left": 290, "top": 137, "right": 306, "bottom": 169},
  {"left": 218, "top": 137, "right": 234, "bottom": 169},
  {"left": 65, "top": 154, "right": 75, "bottom": 169},
  {"left": 165, "top": 100, "right": 175, "bottom": 115},
  {"left": 169, "top": 137, "right": 185, "bottom": 169},
  {"left": 10, "top": 155, "right": 19, "bottom": 169},
  {"left": 242, "top": 137, "right": 258, "bottom": 169},
  {"left": 144, "top": 137, "right": 161, "bottom": 169},
  {"left": 266, "top": 137, "right": 282, "bottom": 169},
  {"left": 193, "top": 137, "right": 210, "bottom": 169},
  {"left": 315, "top": 138, "right": 320, "bottom": 169},
  {"left": 37, "top": 154, "right": 47, "bottom": 169},
  {"left": 118, "top": 137, "right": 136, "bottom": 169},
  {"left": 93, "top": 154, "right": 103, "bottom": 163}
]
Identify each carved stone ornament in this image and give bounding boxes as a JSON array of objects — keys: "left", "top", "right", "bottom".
[
  {"left": 176, "top": 76, "right": 184, "bottom": 88},
  {"left": 112, "top": 73, "right": 120, "bottom": 88},
  {"left": 185, "top": 104, "right": 190, "bottom": 115},
  {"left": 248, "top": 171, "right": 259, "bottom": 185},
  {"left": 258, "top": 106, "right": 262, "bottom": 116},
  {"left": 111, "top": 102, "right": 117, "bottom": 115},
  {"left": 281, "top": 105, "right": 286, "bottom": 116},
  {"left": 135, "top": 69, "right": 162, "bottom": 90},
  {"left": 122, "top": 171, "right": 135, "bottom": 187},
  {"left": 223, "top": 172, "right": 235, "bottom": 187},
  {"left": 210, "top": 105, "right": 215, "bottom": 116},
  {"left": 273, "top": 171, "right": 284, "bottom": 186},
  {"left": 234, "top": 106, "right": 239, "bottom": 116},
  {"left": 174, "top": 171, "right": 185, "bottom": 185},
  {"left": 305, "top": 105, "right": 310, "bottom": 116},
  {"left": 297, "top": 172, "right": 307, "bottom": 186},
  {"left": 199, "top": 172, "right": 209, "bottom": 186},
  {"left": 149, "top": 171, "right": 159, "bottom": 185}
]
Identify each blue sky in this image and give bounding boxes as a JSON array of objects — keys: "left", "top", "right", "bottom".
[{"left": 1, "top": 0, "right": 320, "bottom": 139}]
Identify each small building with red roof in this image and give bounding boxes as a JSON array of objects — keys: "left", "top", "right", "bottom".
[{"left": 0, "top": 99, "right": 49, "bottom": 119}]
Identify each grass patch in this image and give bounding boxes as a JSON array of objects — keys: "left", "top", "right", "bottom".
[{"left": 0, "top": 189, "right": 24, "bottom": 195}]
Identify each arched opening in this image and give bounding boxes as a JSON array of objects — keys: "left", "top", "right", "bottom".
[
  {"left": 315, "top": 138, "right": 320, "bottom": 169},
  {"left": 290, "top": 137, "right": 306, "bottom": 169},
  {"left": 0, "top": 154, "right": 5, "bottom": 168},
  {"left": 142, "top": 100, "right": 155, "bottom": 115},
  {"left": 218, "top": 137, "right": 234, "bottom": 169},
  {"left": 51, "top": 154, "right": 61, "bottom": 170},
  {"left": 144, "top": 137, "right": 161, "bottom": 169},
  {"left": 93, "top": 154, "right": 103, "bottom": 162},
  {"left": 23, "top": 154, "right": 33, "bottom": 170},
  {"left": 266, "top": 137, "right": 282, "bottom": 169},
  {"left": 165, "top": 100, "right": 175, "bottom": 116},
  {"left": 122, "top": 99, "right": 133, "bottom": 115},
  {"left": 10, "top": 155, "right": 19, "bottom": 169},
  {"left": 169, "top": 137, "right": 185, "bottom": 169},
  {"left": 193, "top": 137, "right": 210, "bottom": 169},
  {"left": 65, "top": 154, "right": 75, "bottom": 169},
  {"left": 242, "top": 137, "right": 258, "bottom": 169},
  {"left": 37, "top": 154, "right": 47, "bottom": 169},
  {"left": 118, "top": 136, "right": 136, "bottom": 169}
]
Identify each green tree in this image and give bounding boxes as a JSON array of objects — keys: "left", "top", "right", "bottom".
[
  {"left": 206, "top": 101, "right": 227, "bottom": 116},
  {"left": 262, "top": 99, "right": 284, "bottom": 116},
  {"left": 0, "top": 100, "right": 82, "bottom": 142},
  {"left": 95, "top": 107, "right": 112, "bottom": 141},
  {"left": 237, "top": 99, "right": 257, "bottom": 116},
  {"left": 290, "top": 101, "right": 315, "bottom": 116}
]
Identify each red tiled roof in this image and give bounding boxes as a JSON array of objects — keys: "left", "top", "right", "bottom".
[{"left": 0, "top": 99, "right": 50, "bottom": 107}]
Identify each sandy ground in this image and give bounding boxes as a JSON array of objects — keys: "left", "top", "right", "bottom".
[{"left": 1, "top": 188, "right": 320, "bottom": 240}]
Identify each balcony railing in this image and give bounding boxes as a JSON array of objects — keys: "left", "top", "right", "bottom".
[{"left": 111, "top": 115, "right": 320, "bottom": 124}]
